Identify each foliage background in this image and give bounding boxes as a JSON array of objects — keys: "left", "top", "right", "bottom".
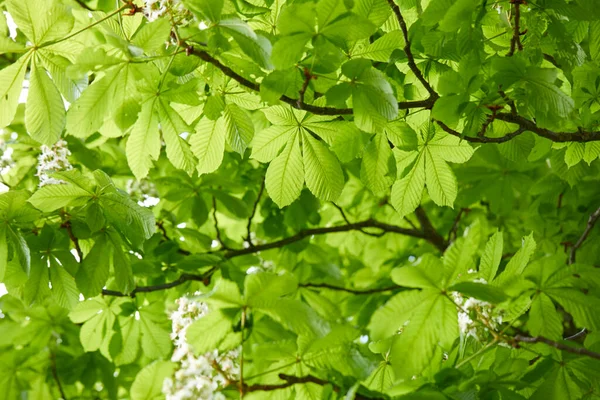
[{"left": 0, "top": 0, "right": 600, "bottom": 398}]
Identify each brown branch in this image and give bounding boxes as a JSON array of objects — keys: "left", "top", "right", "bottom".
[
  {"left": 212, "top": 196, "right": 233, "bottom": 251},
  {"left": 512, "top": 335, "right": 600, "bottom": 361},
  {"left": 190, "top": 46, "right": 600, "bottom": 144},
  {"left": 436, "top": 120, "right": 527, "bottom": 143},
  {"left": 246, "top": 179, "right": 265, "bottom": 247},
  {"left": 101, "top": 267, "right": 217, "bottom": 297},
  {"left": 447, "top": 208, "right": 470, "bottom": 243},
  {"left": 568, "top": 205, "right": 600, "bottom": 264},
  {"left": 50, "top": 351, "right": 68, "bottom": 400},
  {"left": 299, "top": 282, "right": 401, "bottom": 295},
  {"left": 385, "top": 0, "right": 437, "bottom": 97},
  {"left": 188, "top": 47, "right": 436, "bottom": 115},
  {"left": 414, "top": 206, "right": 448, "bottom": 250},
  {"left": 74, "top": 0, "right": 93, "bottom": 11},
  {"left": 332, "top": 203, "right": 385, "bottom": 238},
  {"left": 243, "top": 374, "right": 384, "bottom": 399},
  {"left": 61, "top": 219, "right": 83, "bottom": 261},
  {"left": 507, "top": 0, "right": 524, "bottom": 56},
  {"left": 101, "top": 219, "right": 445, "bottom": 297}
]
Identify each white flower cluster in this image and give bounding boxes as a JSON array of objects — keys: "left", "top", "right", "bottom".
[
  {"left": 142, "top": 0, "right": 191, "bottom": 24},
  {"left": 453, "top": 287, "right": 503, "bottom": 340},
  {"left": 163, "top": 294, "right": 240, "bottom": 400},
  {"left": 125, "top": 179, "right": 160, "bottom": 207},
  {"left": 36, "top": 140, "right": 73, "bottom": 187}
]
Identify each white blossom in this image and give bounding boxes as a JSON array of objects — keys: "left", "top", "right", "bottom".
[
  {"left": 453, "top": 287, "right": 503, "bottom": 340},
  {"left": 125, "top": 179, "right": 159, "bottom": 207},
  {"left": 36, "top": 140, "right": 73, "bottom": 187},
  {"left": 163, "top": 293, "right": 240, "bottom": 400}
]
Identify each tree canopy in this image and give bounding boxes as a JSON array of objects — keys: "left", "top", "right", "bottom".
[{"left": 1, "top": 0, "right": 600, "bottom": 398}]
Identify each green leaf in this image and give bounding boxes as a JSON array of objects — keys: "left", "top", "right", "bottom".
[
  {"left": 49, "top": 259, "right": 79, "bottom": 309},
  {"left": 527, "top": 293, "right": 563, "bottom": 339},
  {"left": 479, "top": 231, "right": 504, "bottom": 283},
  {"left": 28, "top": 183, "right": 92, "bottom": 212},
  {"left": 424, "top": 148, "right": 457, "bottom": 207},
  {"left": 25, "top": 58, "right": 65, "bottom": 145},
  {"left": 0, "top": 54, "right": 28, "bottom": 128},
  {"left": 186, "top": 310, "right": 232, "bottom": 354},
  {"left": 131, "top": 18, "right": 172, "bottom": 53},
  {"left": 302, "top": 132, "right": 344, "bottom": 202},
  {"left": 190, "top": 117, "right": 226, "bottom": 175},
  {"left": 158, "top": 100, "right": 196, "bottom": 176},
  {"left": 100, "top": 192, "right": 156, "bottom": 248},
  {"left": 184, "top": 0, "right": 224, "bottom": 22},
  {"left": 126, "top": 100, "right": 161, "bottom": 180},
  {"left": 494, "top": 233, "right": 536, "bottom": 286},
  {"left": 223, "top": 103, "right": 254, "bottom": 154},
  {"left": 361, "top": 133, "right": 395, "bottom": 195},
  {"left": 76, "top": 235, "right": 110, "bottom": 297},
  {"left": 139, "top": 311, "right": 172, "bottom": 359},
  {"left": 449, "top": 282, "right": 508, "bottom": 304},
  {"left": 66, "top": 65, "right": 124, "bottom": 138},
  {"left": 391, "top": 152, "right": 424, "bottom": 217},
  {"left": 391, "top": 256, "right": 443, "bottom": 290},
  {"left": 130, "top": 361, "right": 176, "bottom": 400},
  {"left": 390, "top": 291, "right": 457, "bottom": 378},
  {"left": 354, "top": 30, "right": 405, "bottom": 62},
  {"left": 265, "top": 130, "right": 304, "bottom": 207}
]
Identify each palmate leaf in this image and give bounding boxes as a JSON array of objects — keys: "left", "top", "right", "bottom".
[
  {"left": 390, "top": 290, "right": 457, "bottom": 378},
  {"left": 25, "top": 57, "right": 65, "bottom": 145},
  {"left": 28, "top": 182, "right": 92, "bottom": 212},
  {"left": 391, "top": 152, "right": 425, "bottom": 217},
  {"left": 126, "top": 100, "right": 161, "bottom": 180},
  {"left": 190, "top": 117, "right": 226, "bottom": 175},
  {"left": 0, "top": 54, "right": 29, "bottom": 128},
  {"left": 130, "top": 361, "right": 176, "bottom": 400},
  {"left": 265, "top": 131, "right": 304, "bottom": 207},
  {"left": 361, "top": 132, "right": 396, "bottom": 195},
  {"left": 66, "top": 65, "right": 125, "bottom": 138},
  {"left": 479, "top": 231, "right": 504, "bottom": 283},
  {"left": 158, "top": 100, "right": 196, "bottom": 176},
  {"left": 302, "top": 132, "right": 344, "bottom": 202}
]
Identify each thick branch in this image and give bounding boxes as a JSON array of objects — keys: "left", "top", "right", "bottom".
[
  {"left": 244, "top": 374, "right": 384, "bottom": 399},
  {"left": 189, "top": 48, "right": 436, "bottom": 115},
  {"left": 568, "top": 206, "right": 600, "bottom": 264},
  {"left": 513, "top": 335, "right": 600, "bottom": 361},
  {"left": 101, "top": 268, "right": 217, "bottom": 297},
  {"left": 414, "top": 206, "right": 448, "bottom": 250},
  {"left": 436, "top": 120, "right": 527, "bottom": 143},
  {"left": 102, "top": 218, "right": 445, "bottom": 297}
]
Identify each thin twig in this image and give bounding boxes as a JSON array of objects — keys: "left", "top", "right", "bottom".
[
  {"left": 242, "top": 374, "right": 384, "bottom": 399},
  {"left": 385, "top": 0, "right": 437, "bottom": 97},
  {"left": 74, "top": 0, "right": 93, "bottom": 10},
  {"left": 512, "top": 335, "right": 600, "bottom": 361},
  {"left": 299, "top": 282, "right": 401, "bottom": 295},
  {"left": 507, "top": 0, "right": 524, "bottom": 56},
  {"left": 447, "top": 208, "right": 470, "bottom": 243},
  {"left": 61, "top": 219, "right": 83, "bottom": 261},
  {"left": 246, "top": 179, "right": 265, "bottom": 246},
  {"left": 332, "top": 203, "right": 385, "bottom": 237},
  {"left": 50, "top": 351, "right": 68, "bottom": 400},
  {"left": 436, "top": 120, "right": 527, "bottom": 143},
  {"left": 568, "top": 206, "right": 600, "bottom": 264},
  {"left": 212, "top": 196, "right": 233, "bottom": 251}
]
